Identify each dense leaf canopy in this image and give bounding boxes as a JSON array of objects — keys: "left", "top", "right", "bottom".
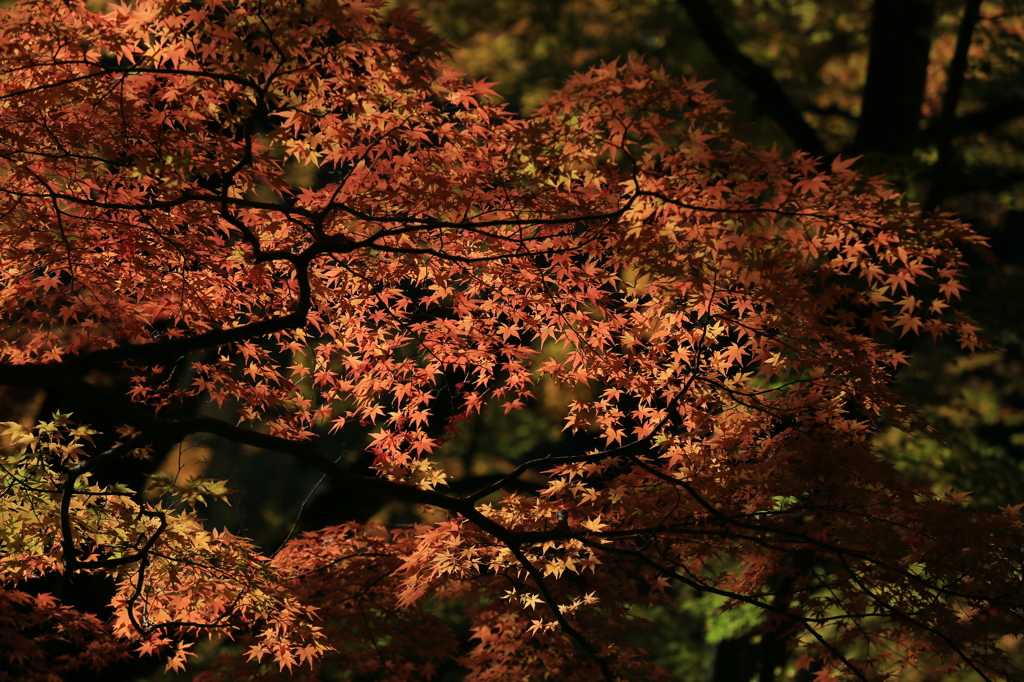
[{"left": 0, "top": 1, "right": 1021, "bottom": 680}]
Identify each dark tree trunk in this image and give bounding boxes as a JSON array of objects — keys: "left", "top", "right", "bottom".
[
  {"left": 706, "top": 633, "right": 787, "bottom": 682},
  {"left": 926, "top": 0, "right": 984, "bottom": 209},
  {"left": 758, "top": 632, "right": 787, "bottom": 682},
  {"left": 707, "top": 636, "right": 760, "bottom": 682},
  {"left": 854, "top": 0, "right": 937, "bottom": 154}
]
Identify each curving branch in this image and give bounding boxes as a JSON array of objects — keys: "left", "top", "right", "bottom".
[
  {"left": 675, "top": 0, "right": 826, "bottom": 157},
  {"left": 60, "top": 433, "right": 159, "bottom": 573}
]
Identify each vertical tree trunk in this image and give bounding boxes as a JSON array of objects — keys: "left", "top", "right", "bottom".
[
  {"left": 854, "top": 0, "right": 937, "bottom": 154},
  {"left": 926, "top": 0, "right": 984, "bottom": 210},
  {"left": 758, "top": 633, "right": 787, "bottom": 682},
  {"left": 705, "top": 632, "right": 785, "bottom": 682},
  {"left": 707, "top": 636, "right": 759, "bottom": 682}
]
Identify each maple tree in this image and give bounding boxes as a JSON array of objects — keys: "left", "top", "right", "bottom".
[
  {"left": 401, "top": 2, "right": 1024, "bottom": 677},
  {"left": 1, "top": 0, "right": 1023, "bottom": 680}
]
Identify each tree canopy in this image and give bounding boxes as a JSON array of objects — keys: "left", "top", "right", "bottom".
[{"left": 0, "top": 1, "right": 1022, "bottom": 680}]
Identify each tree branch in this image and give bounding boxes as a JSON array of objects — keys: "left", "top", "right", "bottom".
[
  {"left": 60, "top": 434, "right": 162, "bottom": 573},
  {"left": 38, "top": 377, "right": 524, "bottom": 547},
  {"left": 926, "top": 0, "right": 985, "bottom": 211},
  {"left": 676, "top": 0, "right": 826, "bottom": 157},
  {"left": 921, "top": 98, "right": 1024, "bottom": 144}
]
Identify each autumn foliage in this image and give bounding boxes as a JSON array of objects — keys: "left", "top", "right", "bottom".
[{"left": 0, "top": 0, "right": 1021, "bottom": 680}]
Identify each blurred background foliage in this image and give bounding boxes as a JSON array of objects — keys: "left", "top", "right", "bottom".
[{"left": 1, "top": 0, "right": 1023, "bottom": 680}]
